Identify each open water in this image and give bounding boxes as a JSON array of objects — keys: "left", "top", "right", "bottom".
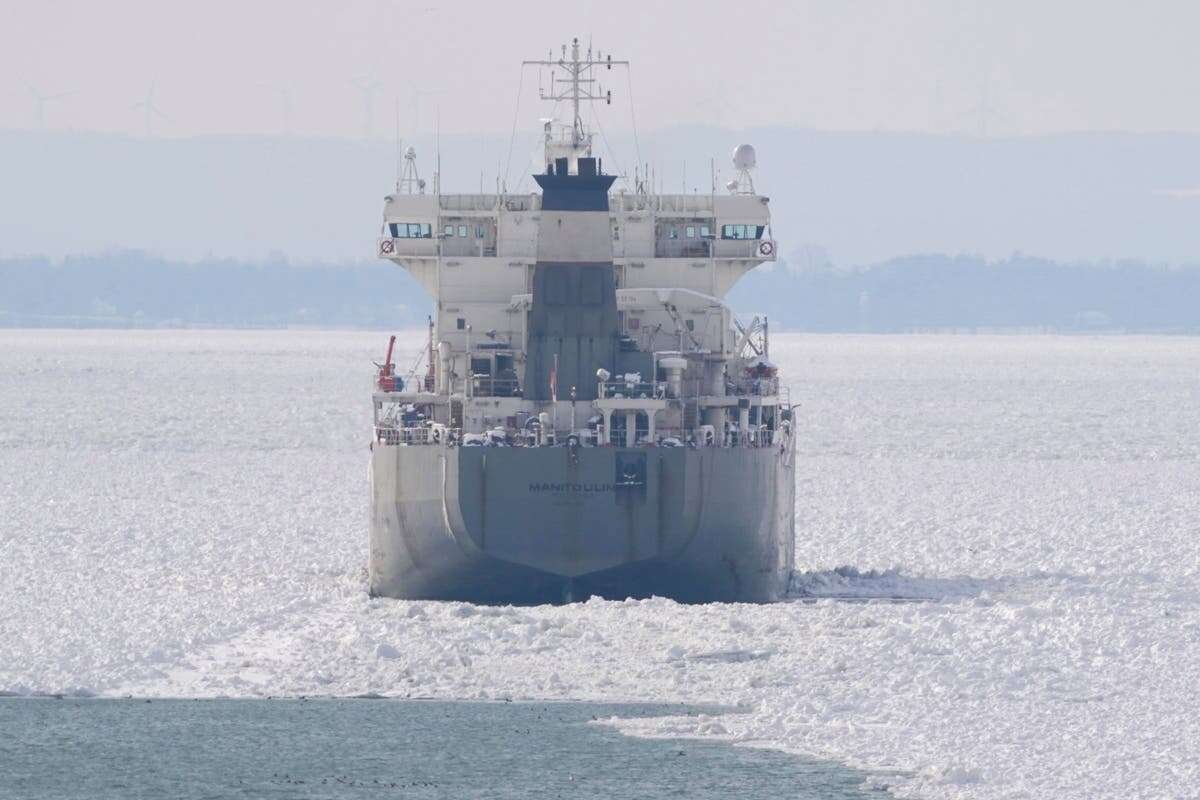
[{"left": 0, "top": 699, "right": 881, "bottom": 799}]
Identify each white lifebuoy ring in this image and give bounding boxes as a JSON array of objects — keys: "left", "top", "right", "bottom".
[
  {"left": 758, "top": 240, "right": 774, "bottom": 256},
  {"left": 380, "top": 239, "right": 395, "bottom": 255}
]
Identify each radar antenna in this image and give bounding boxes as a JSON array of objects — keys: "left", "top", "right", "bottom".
[
  {"left": 397, "top": 145, "right": 425, "bottom": 194},
  {"left": 728, "top": 144, "right": 757, "bottom": 195},
  {"left": 524, "top": 38, "right": 628, "bottom": 171}
]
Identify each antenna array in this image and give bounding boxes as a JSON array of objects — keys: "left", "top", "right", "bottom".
[{"left": 523, "top": 38, "right": 628, "bottom": 164}]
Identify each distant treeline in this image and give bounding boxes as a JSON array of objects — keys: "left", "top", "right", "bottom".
[
  {"left": 2, "top": 251, "right": 1198, "bottom": 332},
  {"left": 0, "top": 252, "right": 425, "bottom": 329},
  {"left": 729, "top": 254, "right": 1200, "bottom": 333}
]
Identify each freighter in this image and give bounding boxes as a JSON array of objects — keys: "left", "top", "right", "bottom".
[{"left": 369, "top": 40, "right": 794, "bottom": 603}]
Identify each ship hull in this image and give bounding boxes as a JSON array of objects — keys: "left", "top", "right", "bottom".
[{"left": 369, "top": 441, "right": 795, "bottom": 604}]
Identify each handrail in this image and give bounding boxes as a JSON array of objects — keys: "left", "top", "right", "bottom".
[
  {"left": 729, "top": 376, "right": 779, "bottom": 396},
  {"left": 599, "top": 380, "right": 664, "bottom": 399},
  {"left": 374, "top": 372, "right": 781, "bottom": 403},
  {"left": 372, "top": 424, "right": 785, "bottom": 449},
  {"left": 470, "top": 376, "right": 521, "bottom": 397}
]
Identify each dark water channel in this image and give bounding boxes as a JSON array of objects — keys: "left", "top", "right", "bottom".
[{"left": 0, "top": 698, "right": 887, "bottom": 799}]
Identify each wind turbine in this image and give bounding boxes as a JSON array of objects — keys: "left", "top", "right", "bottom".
[
  {"left": 351, "top": 75, "right": 382, "bottom": 139},
  {"left": 962, "top": 5, "right": 997, "bottom": 138},
  {"left": 27, "top": 84, "right": 73, "bottom": 128},
  {"left": 951, "top": 66, "right": 999, "bottom": 138},
  {"left": 132, "top": 83, "right": 168, "bottom": 137},
  {"left": 411, "top": 87, "right": 443, "bottom": 138},
  {"left": 259, "top": 82, "right": 294, "bottom": 136},
  {"left": 276, "top": 87, "right": 293, "bottom": 136},
  {"left": 973, "top": 68, "right": 993, "bottom": 138}
]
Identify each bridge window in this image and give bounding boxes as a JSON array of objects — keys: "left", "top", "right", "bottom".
[
  {"left": 685, "top": 225, "right": 696, "bottom": 238},
  {"left": 457, "top": 224, "right": 468, "bottom": 238},
  {"left": 389, "top": 222, "right": 432, "bottom": 238},
  {"left": 444, "top": 224, "right": 455, "bottom": 237},
  {"left": 721, "top": 224, "right": 762, "bottom": 240}
]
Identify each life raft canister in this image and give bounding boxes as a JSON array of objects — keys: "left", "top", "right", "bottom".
[{"left": 758, "top": 240, "right": 774, "bottom": 256}]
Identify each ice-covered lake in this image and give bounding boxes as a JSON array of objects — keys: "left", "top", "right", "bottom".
[{"left": 2, "top": 330, "right": 1197, "bottom": 799}]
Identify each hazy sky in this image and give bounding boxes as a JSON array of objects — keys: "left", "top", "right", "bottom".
[{"left": 4, "top": 0, "right": 1200, "bottom": 140}]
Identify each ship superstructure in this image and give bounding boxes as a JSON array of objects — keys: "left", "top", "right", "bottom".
[{"left": 369, "top": 40, "right": 794, "bottom": 603}]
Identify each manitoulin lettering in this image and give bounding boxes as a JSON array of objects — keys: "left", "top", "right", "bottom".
[{"left": 528, "top": 482, "right": 615, "bottom": 493}]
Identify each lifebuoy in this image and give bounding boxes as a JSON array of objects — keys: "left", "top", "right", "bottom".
[
  {"left": 380, "top": 239, "right": 395, "bottom": 255},
  {"left": 758, "top": 240, "right": 774, "bottom": 256}
]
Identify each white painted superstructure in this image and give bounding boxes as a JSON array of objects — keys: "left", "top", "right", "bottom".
[{"left": 376, "top": 115, "right": 778, "bottom": 435}]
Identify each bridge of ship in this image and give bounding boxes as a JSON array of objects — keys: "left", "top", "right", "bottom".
[
  {"left": 379, "top": 191, "right": 777, "bottom": 261},
  {"left": 371, "top": 130, "right": 786, "bottom": 454}
]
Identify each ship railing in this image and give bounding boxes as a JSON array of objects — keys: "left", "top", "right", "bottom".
[
  {"left": 374, "top": 375, "right": 412, "bottom": 393},
  {"left": 438, "top": 194, "right": 501, "bottom": 211},
  {"left": 373, "top": 373, "right": 440, "bottom": 394},
  {"left": 501, "top": 195, "right": 537, "bottom": 212},
  {"left": 613, "top": 194, "right": 716, "bottom": 214},
  {"left": 717, "top": 425, "right": 787, "bottom": 448},
  {"left": 374, "top": 425, "right": 462, "bottom": 447},
  {"left": 434, "top": 193, "right": 542, "bottom": 212},
  {"left": 597, "top": 377, "right": 781, "bottom": 402},
  {"left": 599, "top": 380, "right": 666, "bottom": 399},
  {"left": 729, "top": 376, "right": 780, "bottom": 396},
  {"left": 600, "top": 426, "right": 784, "bottom": 449},
  {"left": 470, "top": 376, "right": 521, "bottom": 397},
  {"left": 373, "top": 423, "right": 786, "bottom": 449}
]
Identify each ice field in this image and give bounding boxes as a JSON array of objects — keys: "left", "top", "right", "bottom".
[{"left": 2, "top": 330, "right": 1198, "bottom": 799}]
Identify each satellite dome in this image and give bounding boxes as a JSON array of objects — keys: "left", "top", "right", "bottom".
[{"left": 732, "top": 143, "right": 757, "bottom": 170}]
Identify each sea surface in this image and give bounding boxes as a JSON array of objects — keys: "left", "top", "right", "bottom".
[
  {"left": 0, "top": 699, "right": 879, "bottom": 799},
  {"left": 1, "top": 330, "right": 1198, "bottom": 800}
]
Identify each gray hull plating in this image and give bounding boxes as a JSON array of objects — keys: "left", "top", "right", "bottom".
[{"left": 369, "top": 441, "right": 795, "bottom": 604}]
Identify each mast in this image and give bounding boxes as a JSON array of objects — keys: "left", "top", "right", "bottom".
[
  {"left": 425, "top": 315, "right": 435, "bottom": 391},
  {"left": 524, "top": 38, "right": 628, "bottom": 168}
]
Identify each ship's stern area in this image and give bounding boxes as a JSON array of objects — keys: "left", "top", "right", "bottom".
[{"left": 369, "top": 441, "right": 794, "bottom": 604}]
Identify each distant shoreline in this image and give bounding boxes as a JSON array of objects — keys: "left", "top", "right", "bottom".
[
  {"left": 4, "top": 251, "right": 1199, "bottom": 334},
  {"left": 2, "top": 322, "right": 1197, "bottom": 336}
]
